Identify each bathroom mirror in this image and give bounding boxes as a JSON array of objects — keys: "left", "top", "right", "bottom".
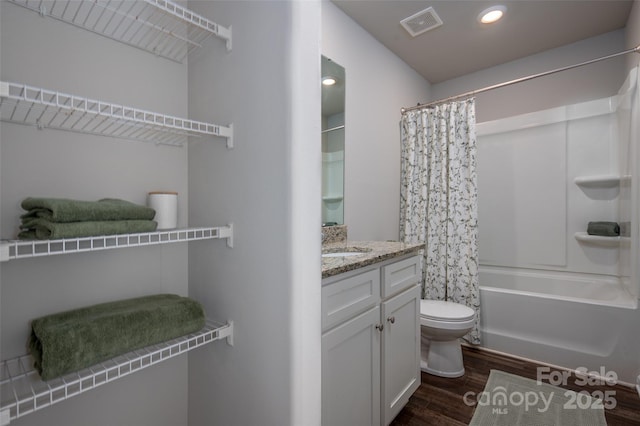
[{"left": 321, "top": 55, "right": 345, "bottom": 226}]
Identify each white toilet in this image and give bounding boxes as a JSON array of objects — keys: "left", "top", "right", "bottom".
[{"left": 419, "top": 299, "right": 475, "bottom": 378}]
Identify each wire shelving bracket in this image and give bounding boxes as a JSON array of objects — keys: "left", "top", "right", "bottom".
[
  {"left": 0, "top": 225, "right": 234, "bottom": 262},
  {"left": 0, "top": 320, "right": 234, "bottom": 425},
  {"left": 219, "top": 223, "right": 234, "bottom": 248},
  {"left": 8, "top": 0, "right": 232, "bottom": 61},
  {"left": 0, "top": 81, "right": 233, "bottom": 147}
]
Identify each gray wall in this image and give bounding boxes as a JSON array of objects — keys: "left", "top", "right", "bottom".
[
  {"left": 187, "top": 1, "right": 321, "bottom": 425},
  {"left": 322, "top": 1, "right": 431, "bottom": 242},
  {"left": 626, "top": 0, "right": 640, "bottom": 72},
  {"left": 431, "top": 30, "right": 628, "bottom": 122},
  {"left": 1, "top": 0, "right": 322, "bottom": 424},
  {"left": 0, "top": 2, "right": 190, "bottom": 426}
]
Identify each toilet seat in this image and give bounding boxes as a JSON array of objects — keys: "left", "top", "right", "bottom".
[
  {"left": 420, "top": 300, "right": 475, "bottom": 322},
  {"left": 419, "top": 299, "right": 475, "bottom": 378}
]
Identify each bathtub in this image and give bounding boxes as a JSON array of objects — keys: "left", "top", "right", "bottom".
[{"left": 478, "top": 266, "right": 640, "bottom": 384}]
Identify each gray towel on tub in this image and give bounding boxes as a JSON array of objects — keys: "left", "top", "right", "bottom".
[{"left": 587, "top": 221, "right": 620, "bottom": 237}]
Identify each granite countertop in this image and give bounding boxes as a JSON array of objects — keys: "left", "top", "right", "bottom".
[{"left": 322, "top": 240, "right": 424, "bottom": 279}]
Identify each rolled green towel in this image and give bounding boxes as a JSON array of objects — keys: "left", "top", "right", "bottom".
[
  {"left": 587, "top": 221, "right": 620, "bottom": 237},
  {"left": 21, "top": 198, "right": 155, "bottom": 222},
  {"left": 29, "top": 294, "right": 206, "bottom": 381},
  {"left": 18, "top": 219, "right": 157, "bottom": 240}
]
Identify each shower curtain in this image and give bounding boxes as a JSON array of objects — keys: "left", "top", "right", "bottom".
[{"left": 400, "top": 98, "right": 480, "bottom": 344}]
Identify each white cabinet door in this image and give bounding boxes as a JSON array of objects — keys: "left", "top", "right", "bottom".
[
  {"left": 322, "top": 268, "right": 380, "bottom": 332},
  {"left": 381, "top": 255, "right": 420, "bottom": 298},
  {"left": 381, "top": 284, "right": 421, "bottom": 425},
  {"left": 322, "top": 305, "right": 381, "bottom": 426}
]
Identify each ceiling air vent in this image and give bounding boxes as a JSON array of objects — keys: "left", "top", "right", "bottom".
[{"left": 400, "top": 6, "right": 443, "bottom": 37}]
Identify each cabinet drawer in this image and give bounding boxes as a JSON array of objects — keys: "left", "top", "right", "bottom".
[
  {"left": 382, "top": 255, "right": 421, "bottom": 297},
  {"left": 322, "top": 269, "right": 381, "bottom": 331}
]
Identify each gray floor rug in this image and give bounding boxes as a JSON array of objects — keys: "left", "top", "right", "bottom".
[{"left": 468, "top": 369, "right": 607, "bottom": 426}]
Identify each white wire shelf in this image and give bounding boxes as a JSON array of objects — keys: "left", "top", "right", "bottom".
[
  {"left": 0, "top": 320, "right": 233, "bottom": 425},
  {"left": 0, "top": 225, "right": 233, "bottom": 262},
  {"left": 0, "top": 81, "right": 234, "bottom": 148},
  {"left": 8, "top": 0, "right": 231, "bottom": 61}
]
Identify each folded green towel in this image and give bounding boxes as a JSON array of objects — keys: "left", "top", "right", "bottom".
[
  {"left": 18, "top": 219, "right": 157, "bottom": 240},
  {"left": 587, "top": 221, "right": 620, "bottom": 237},
  {"left": 29, "top": 294, "right": 206, "bottom": 381},
  {"left": 21, "top": 198, "right": 155, "bottom": 222}
]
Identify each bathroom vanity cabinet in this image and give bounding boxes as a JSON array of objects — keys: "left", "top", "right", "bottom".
[{"left": 321, "top": 254, "right": 421, "bottom": 426}]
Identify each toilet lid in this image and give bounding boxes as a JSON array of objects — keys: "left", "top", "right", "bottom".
[{"left": 420, "top": 300, "right": 475, "bottom": 321}]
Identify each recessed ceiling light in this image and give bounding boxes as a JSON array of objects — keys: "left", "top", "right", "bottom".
[
  {"left": 322, "top": 76, "right": 337, "bottom": 86},
  {"left": 478, "top": 5, "right": 506, "bottom": 24}
]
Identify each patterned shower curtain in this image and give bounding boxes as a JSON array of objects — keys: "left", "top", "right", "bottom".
[{"left": 399, "top": 98, "right": 480, "bottom": 344}]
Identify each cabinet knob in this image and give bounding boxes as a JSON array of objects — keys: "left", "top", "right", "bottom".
[
  {"left": 387, "top": 316, "right": 396, "bottom": 324},
  {"left": 375, "top": 324, "right": 384, "bottom": 332}
]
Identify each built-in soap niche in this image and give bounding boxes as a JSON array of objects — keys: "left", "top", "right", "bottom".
[
  {"left": 574, "top": 175, "right": 627, "bottom": 200},
  {"left": 573, "top": 175, "right": 631, "bottom": 246}
]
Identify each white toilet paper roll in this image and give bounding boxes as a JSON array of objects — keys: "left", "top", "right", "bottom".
[{"left": 148, "top": 192, "right": 178, "bottom": 230}]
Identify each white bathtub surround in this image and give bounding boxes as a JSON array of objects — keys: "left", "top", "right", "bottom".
[
  {"left": 400, "top": 98, "right": 481, "bottom": 344},
  {"left": 475, "top": 66, "right": 640, "bottom": 385},
  {"left": 476, "top": 66, "right": 639, "bottom": 287},
  {"left": 479, "top": 266, "right": 639, "bottom": 383},
  {"left": 618, "top": 66, "right": 639, "bottom": 299}
]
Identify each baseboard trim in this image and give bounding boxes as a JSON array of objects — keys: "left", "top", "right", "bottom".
[{"left": 462, "top": 343, "right": 637, "bottom": 390}]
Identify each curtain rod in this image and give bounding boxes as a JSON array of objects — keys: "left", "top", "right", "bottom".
[{"left": 401, "top": 44, "right": 640, "bottom": 114}]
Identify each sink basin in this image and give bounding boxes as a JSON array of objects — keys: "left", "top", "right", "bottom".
[{"left": 322, "top": 246, "right": 372, "bottom": 258}]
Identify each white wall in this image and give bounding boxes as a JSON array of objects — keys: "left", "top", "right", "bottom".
[
  {"left": 0, "top": 2, "right": 190, "bottom": 425},
  {"left": 322, "top": 1, "right": 430, "bottom": 241},
  {"left": 625, "top": 0, "right": 640, "bottom": 72},
  {"left": 431, "top": 30, "right": 627, "bottom": 123},
  {"left": 187, "top": 1, "right": 321, "bottom": 425}
]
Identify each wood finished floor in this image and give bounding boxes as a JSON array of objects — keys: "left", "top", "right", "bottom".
[{"left": 391, "top": 346, "right": 640, "bottom": 426}]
